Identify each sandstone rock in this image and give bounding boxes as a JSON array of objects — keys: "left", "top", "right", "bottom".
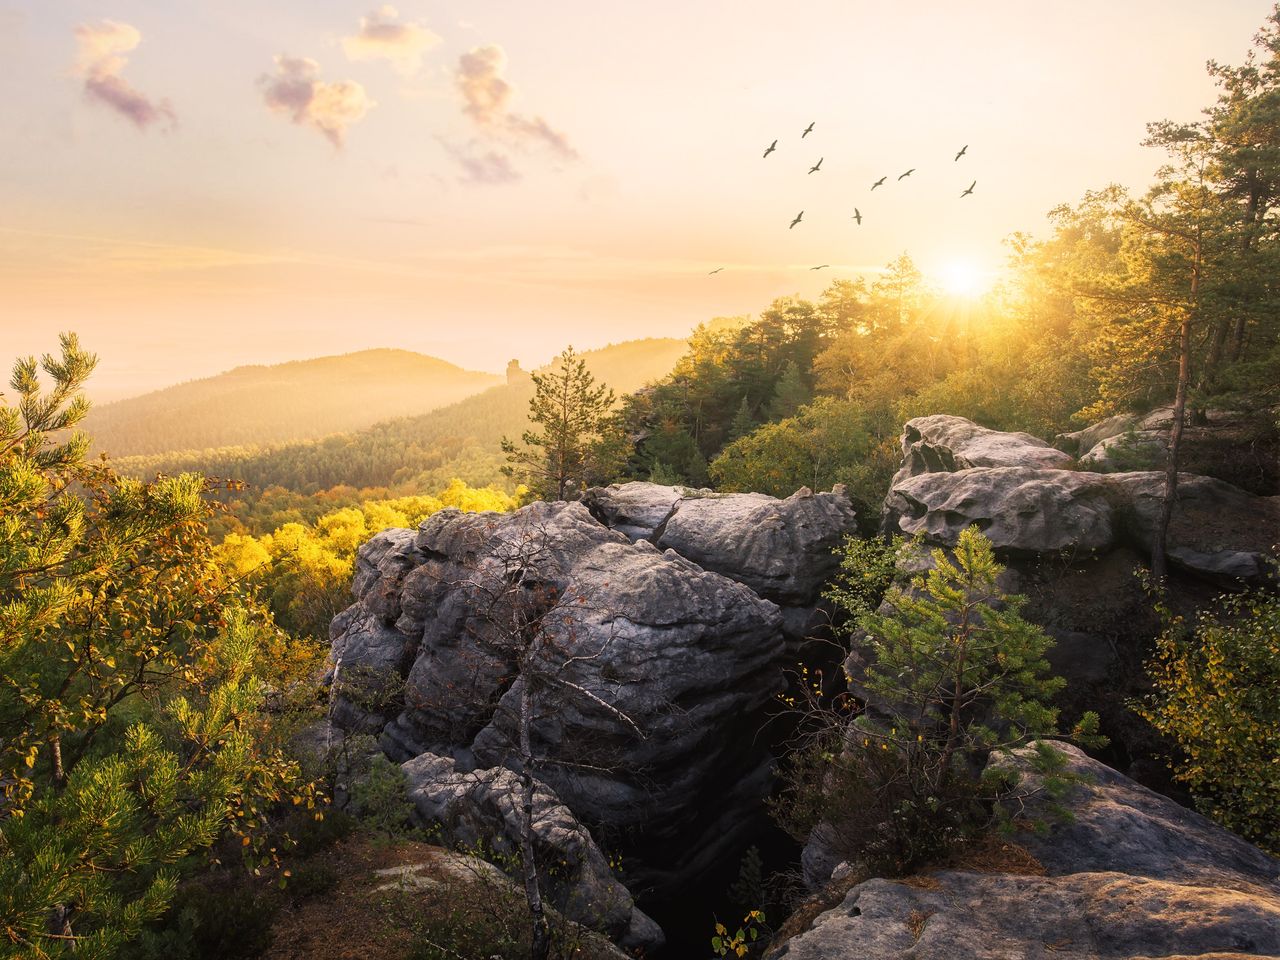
[
  {"left": 401, "top": 751, "right": 664, "bottom": 953},
  {"left": 894, "top": 415, "right": 1074, "bottom": 484},
  {"left": 1055, "top": 413, "right": 1138, "bottom": 456},
  {"left": 778, "top": 744, "right": 1280, "bottom": 960},
  {"left": 332, "top": 499, "right": 787, "bottom": 906},
  {"left": 884, "top": 467, "right": 1118, "bottom": 555},
  {"left": 1077, "top": 429, "right": 1167, "bottom": 471},
  {"left": 580, "top": 481, "right": 687, "bottom": 541}
]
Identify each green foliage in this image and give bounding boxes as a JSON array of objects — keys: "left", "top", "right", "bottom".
[
  {"left": 1136, "top": 585, "right": 1280, "bottom": 854},
  {"left": 135, "top": 883, "right": 276, "bottom": 960},
  {"left": 348, "top": 755, "right": 416, "bottom": 841},
  {"left": 0, "top": 338, "right": 319, "bottom": 958},
  {"left": 710, "top": 910, "right": 769, "bottom": 958},
  {"left": 778, "top": 527, "right": 1104, "bottom": 874},
  {"left": 502, "top": 347, "right": 618, "bottom": 502},
  {"left": 822, "top": 534, "right": 906, "bottom": 621}
]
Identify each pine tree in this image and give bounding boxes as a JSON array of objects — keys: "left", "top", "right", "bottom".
[
  {"left": 501, "top": 347, "right": 616, "bottom": 502},
  {"left": 767, "top": 360, "right": 810, "bottom": 421}
]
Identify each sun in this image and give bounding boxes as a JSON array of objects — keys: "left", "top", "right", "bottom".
[{"left": 937, "top": 260, "right": 990, "bottom": 299}]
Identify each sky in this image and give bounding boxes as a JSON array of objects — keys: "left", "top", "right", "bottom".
[{"left": 0, "top": 1, "right": 1273, "bottom": 401}]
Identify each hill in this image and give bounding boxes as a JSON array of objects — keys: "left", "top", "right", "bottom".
[
  {"left": 84, "top": 349, "right": 502, "bottom": 457},
  {"left": 113, "top": 338, "right": 688, "bottom": 527}
]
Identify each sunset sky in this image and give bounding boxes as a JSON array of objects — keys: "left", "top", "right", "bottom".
[{"left": 1, "top": 1, "right": 1270, "bottom": 400}]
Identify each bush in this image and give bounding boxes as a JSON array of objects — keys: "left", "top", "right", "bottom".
[{"left": 1136, "top": 585, "right": 1280, "bottom": 855}]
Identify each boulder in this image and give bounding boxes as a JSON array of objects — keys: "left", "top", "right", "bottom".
[
  {"left": 580, "top": 481, "right": 687, "bottom": 541},
  {"left": 777, "top": 744, "right": 1280, "bottom": 960},
  {"left": 893, "top": 415, "right": 1074, "bottom": 485},
  {"left": 331, "top": 499, "right": 788, "bottom": 905},
  {"left": 401, "top": 751, "right": 664, "bottom": 953},
  {"left": 1055, "top": 413, "right": 1138, "bottom": 456}
]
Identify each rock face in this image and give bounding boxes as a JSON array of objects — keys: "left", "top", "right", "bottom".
[
  {"left": 893, "top": 415, "right": 1074, "bottom": 485},
  {"left": 879, "top": 415, "right": 1277, "bottom": 790},
  {"left": 330, "top": 497, "right": 793, "bottom": 929},
  {"left": 776, "top": 744, "right": 1280, "bottom": 960},
  {"left": 401, "top": 752, "right": 663, "bottom": 952}
]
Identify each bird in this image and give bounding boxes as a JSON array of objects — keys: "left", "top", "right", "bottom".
[
  {"left": 871, "top": 176, "right": 887, "bottom": 190},
  {"left": 802, "top": 121, "right": 815, "bottom": 137},
  {"left": 954, "top": 144, "right": 968, "bottom": 161},
  {"left": 763, "top": 139, "right": 777, "bottom": 158},
  {"left": 897, "top": 168, "right": 915, "bottom": 180},
  {"left": 810, "top": 264, "right": 829, "bottom": 270},
  {"left": 789, "top": 210, "right": 804, "bottom": 229},
  {"left": 808, "top": 157, "right": 823, "bottom": 174},
  {"left": 708, "top": 266, "right": 724, "bottom": 274},
  {"left": 960, "top": 180, "right": 976, "bottom": 197},
  {"left": 852, "top": 207, "right": 862, "bottom": 225}
]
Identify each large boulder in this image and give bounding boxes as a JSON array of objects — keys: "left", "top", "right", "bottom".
[
  {"left": 584, "top": 482, "right": 858, "bottom": 607},
  {"left": 401, "top": 752, "right": 664, "bottom": 953},
  {"left": 776, "top": 744, "right": 1280, "bottom": 960},
  {"left": 331, "top": 499, "right": 788, "bottom": 906},
  {"left": 893, "top": 415, "right": 1074, "bottom": 485}
]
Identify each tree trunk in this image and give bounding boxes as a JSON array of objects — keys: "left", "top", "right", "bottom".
[
  {"left": 1153, "top": 249, "right": 1200, "bottom": 585},
  {"left": 518, "top": 683, "right": 551, "bottom": 960}
]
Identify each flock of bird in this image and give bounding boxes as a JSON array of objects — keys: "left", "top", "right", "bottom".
[{"left": 709, "top": 121, "right": 977, "bottom": 274}]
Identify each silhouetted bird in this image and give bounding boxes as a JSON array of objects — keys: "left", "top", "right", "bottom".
[
  {"left": 808, "top": 157, "right": 823, "bottom": 174},
  {"left": 961, "top": 180, "right": 976, "bottom": 197},
  {"left": 763, "top": 139, "right": 777, "bottom": 158},
  {"left": 897, "top": 168, "right": 915, "bottom": 180},
  {"left": 954, "top": 144, "right": 968, "bottom": 161},
  {"left": 789, "top": 211, "right": 804, "bottom": 229},
  {"left": 810, "top": 264, "right": 829, "bottom": 270},
  {"left": 708, "top": 267, "right": 725, "bottom": 274},
  {"left": 871, "top": 176, "right": 887, "bottom": 190},
  {"left": 852, "top": 208, "right": 862, "bottom": 225},
  {"left": 802, "top": 122, "right": 815, "bottom": 138}
]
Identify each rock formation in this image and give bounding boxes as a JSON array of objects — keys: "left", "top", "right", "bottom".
[{"left": 775, "top": 744, "right": 1280, "bottom": 960}]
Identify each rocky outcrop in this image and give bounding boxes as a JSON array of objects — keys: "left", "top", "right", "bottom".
[
  {"left": 330, "top": 498, "right": 789, "bottom": 923},
  {"left": 777, "top": 744, "right": 1280, "bottom": 960},
  {"left": 579, "top": 481, "right": 685, "bottom": 542},
  {"left": 402, "top": 752, "right": 663, "bottom": 952},
  {"left": 893, "top": 415, "right": 1074, "bottom": 485}
]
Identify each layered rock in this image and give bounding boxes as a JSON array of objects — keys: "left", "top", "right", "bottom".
[
  {"left": 777, "top": 744, "right": 1280, "bottom": 960},
  {"left": 893, "top": 414, "right": 1073, "bottom": 485},
  {"left": 402, "top": 752, "right": 663, "bottom": 952},
  {"left": 330, "top": 498, "right": 789, "bottom": 918}
]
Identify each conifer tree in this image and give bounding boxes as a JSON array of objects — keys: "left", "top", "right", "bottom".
[{"left": 501, "top": 347, "right": 616, "bottom": 501}]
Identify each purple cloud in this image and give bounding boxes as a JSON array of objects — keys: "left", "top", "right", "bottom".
[{"left": 74, "top": 21, "right": 176, "bottom": 131}]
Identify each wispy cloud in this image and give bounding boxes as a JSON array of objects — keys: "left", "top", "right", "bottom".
[
  {"left": 437, "top": 138, "right": 521, "bottom": 186},
  {"left": 455, "top": 45, "right": 576, "bottom": 161},
  {"left": 259, "top": 55, "right": 374, "bottom": 148},
  {"left": 341, "top": 5, "right": 440, "bottom": 76},
  {"left": 73, "top": 21, "right": 176, "bottom": 131}
]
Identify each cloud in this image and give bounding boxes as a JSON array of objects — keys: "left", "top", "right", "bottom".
[
  {"left": 455, "top": 45, "right": 576, "bottom": 161},
  {"left": 259, "top": 55, "right": 374, "bottom": 148},
  {"left": 341, "top": 5, "right": 440, "bottom": 76},
  {"left": 73, "top": 21, "right": 176, "bottom": 130},
  {"left": 438, "top": 138, "right": 521, "bottom": 185}
]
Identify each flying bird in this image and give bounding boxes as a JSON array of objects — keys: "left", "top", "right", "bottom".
[
  {"left": 763, "top": 139, "right": 777, "bottom": 158},
  {"left": 808, "top": 157, "right": 823, "bottom": 174},
  {"left": 708, "top": 266, "right": 725, "bottom": 274},
  {"left": 802, "top": 122, "right": 815, "bottom": 138},
  {"left": 852, "top": 207, "right": 862, "bottom": 225},
  {"left": 810, "top": 264, "right": 829, "bottom": 271},
  {"left": 961, "top": 180, "right": 976, "bottom": 197},
  {"left": 789, "top": 210, "right": 804, "bottom": 229},
  {"left": 871, "top": 176, "right": 887, "bottom": 190},
  {"left": 954, "top": 144, "right": 968, "bottom": 161},
  {"left": 897, "top": 168, "right": 915, "bottom": 180}
]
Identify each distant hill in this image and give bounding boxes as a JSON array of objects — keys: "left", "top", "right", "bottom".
[
  {"left": 85, "top": 349, "right": 502, "bottom": 458},
  {"left": 113, "top": 337, "right": 688, "bottom": 504}
]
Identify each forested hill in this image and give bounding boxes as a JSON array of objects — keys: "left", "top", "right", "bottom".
[
  {"left": 85, "top": 349, "right": 501, "bottom": 457},
  {"left": 114, "top": 337, "right": 687, "bottom": 529}
]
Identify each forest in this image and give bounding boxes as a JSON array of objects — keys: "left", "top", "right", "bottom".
[{"left": 3, "top": 7, "right": 1279, "bottom": 960}]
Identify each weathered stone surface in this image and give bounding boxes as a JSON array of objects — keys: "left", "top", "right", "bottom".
[
  {"left": 779, "top": 744, "right": 1280, "bottom": 960},
  {"left": 885, "top": 467, "right": 1118, "bottom": 555},
  {"left": 401, "top": 752, "right": 664, "bottom": 953},
  {"left": 1077, "top": 429, "right": 1167, "bottom": 471},
  {"left": 580, "top": 481, "right": 686, "bottom": 541},
  {"left": 653, "top": 487, "right": 856, "bottom": 605},
  {"left": 583, "top": 482, "right": 858, "bottom": 607},
  {"left": 1055, "top": 413, "right": 1138, "bottom": 456},
  {"left": 894, "top": 414, "right": 1074, "bottom": 484},
  {"left": 332, "top": 499, "right": 788, "bottom": 911},
  {"left": 351, "top": 527, "right": 419, "bottom": 623}
]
